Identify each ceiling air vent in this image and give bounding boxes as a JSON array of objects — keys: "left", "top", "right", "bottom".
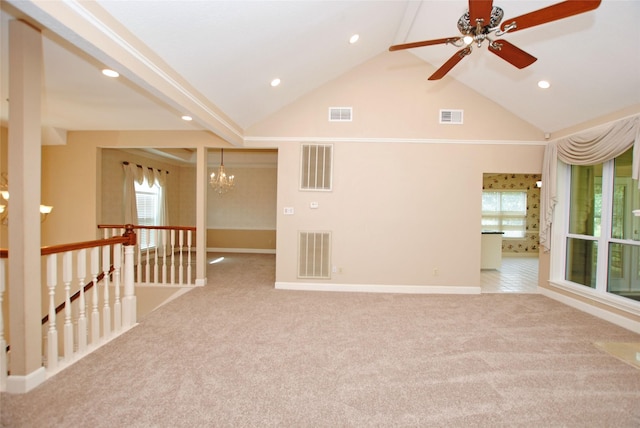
[
  {"left": 329, "top": 107, "right": 352, "bottom": 122},
  {"left": 439, "top": 109, "right": 463, "bottom": 125}
]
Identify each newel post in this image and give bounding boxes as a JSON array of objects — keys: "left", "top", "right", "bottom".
[{"left": 122, "top": 225, "right": 137, "bottom": 327}]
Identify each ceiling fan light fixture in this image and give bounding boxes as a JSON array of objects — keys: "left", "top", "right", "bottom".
[
  {"left": 463, "top": 35, "right": 474, "bottom": 45},
  {"left": 538, "top": 80, "right": 551, "bottom": 89}
]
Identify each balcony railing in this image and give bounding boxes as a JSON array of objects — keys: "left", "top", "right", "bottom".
[
  {"left": 98, "top": 225, "right": 196, "bottom": 286},
  {"left": 0, "top": 224, "right": 197, "bottom": 392}
]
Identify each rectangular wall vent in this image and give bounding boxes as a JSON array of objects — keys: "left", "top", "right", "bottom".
[
  {"left": 329, "top": 107, "right": 352, "bottom": 122},
  {"left": 298, "top": 231, "right": 331, "bottom": 279},
  {"left": 300, "top": 144, "right": 332, "bottom": 191},
  {"left": 439, "top": 109, "right": 464, "bottom": 124}
]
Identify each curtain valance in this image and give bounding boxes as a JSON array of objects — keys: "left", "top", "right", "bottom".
[{"left": 540, "top": 115, "right": 640, "bottom": 252}]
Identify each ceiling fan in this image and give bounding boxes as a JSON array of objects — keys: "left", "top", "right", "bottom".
[{"left": 389, "top": 0, "right": 601, "bottom": 80}]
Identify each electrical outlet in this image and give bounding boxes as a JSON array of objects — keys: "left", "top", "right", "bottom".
[{"left": 433, "top": 268, "right": 439, "bottom": 276}]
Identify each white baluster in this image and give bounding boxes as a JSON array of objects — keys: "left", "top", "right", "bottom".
[
  {"left": 62, "top": 251, "right": 73, "bottom": 361},
  {"left": 122, "top": 244, "right": 137, "bottom": 327},
  {"left": 113, "top": 243, "right": 122, "bottom": 332},
  {"left": 102, "top": 245, "right": 111, "bottom": 339},
  {"left": 77, "top": 249, "right": 87, "bottom": 353},
  {"left": 144, "top": 228, "right": 151, "bottom": 284},
  {"left": 152, "top": 229, "right": 158, "bottom": 285},
  {"left": 46, "top": 254, "right": 58, "bottom": 371},
  {"left": 0, "top": 259, "right": 7, "bottom": 391},
  {"left": 187, "top": 230, "right": 192, "bottom": 286},
  {"left": 170, "top": 229, "right": 176, "bottom": 285},
  {"left": 162, "top": 229, "right": 168, "bottom": 284},
  {"left": 137, "top": 230, "right": 143, "bottom": 283},
  {"left": 90, "top": 247, "right": 100, "bottom": 345},
  {"left": 178, "top": 230, "right": 184, "bottom": 286}
]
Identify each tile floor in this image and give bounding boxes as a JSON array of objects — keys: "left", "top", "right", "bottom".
[{"left": 481, "top": 256, "right": 539, "bottom": 293}]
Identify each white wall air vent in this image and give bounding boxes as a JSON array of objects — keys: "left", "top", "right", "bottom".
[
  {"left": 439, "top": 109, "right": 464, "bottom": 125},
  {"left": 298, "top": 231, "right": 331, "bottom": 279},
  {"left": 329, "top": 107, "right": 352, "bottom": 122}
]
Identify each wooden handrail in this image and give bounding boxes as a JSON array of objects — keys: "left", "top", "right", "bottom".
[{"left": 98, "top": 224, "right": 195, "bottom": 231}]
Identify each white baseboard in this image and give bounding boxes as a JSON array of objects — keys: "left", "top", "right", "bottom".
[
  {"left": 207, "top": 247, "right": 276, "bottom": 254},
  {"left": 6, "top": 366, "right": 46, "bottom": 394},
  {"left": 539, "top": 286, "right": 640, "bottom": 334},
  {"left": 275, "top": 282, "right": 481, "bottom": 295}
]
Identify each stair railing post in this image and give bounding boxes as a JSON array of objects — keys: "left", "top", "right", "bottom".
[{"left": 122, "top": 225, "right": 137, "bottom": 327}]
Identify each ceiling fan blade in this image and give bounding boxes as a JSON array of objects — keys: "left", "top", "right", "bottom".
[
  {"left": 389, "top": 37, "right": 460, "bottom": 52},
  {"left": 428, "top": 48, "right": 471, "bottom": 81},
  {"left": 500, "top": 0, "right": 601, "bottom": 33},
  {"left": 488, "top": 40, "right": 537, "bottom": 69},
  {"left": 468, "top": 0, "right": 494, "bottom": 26}
]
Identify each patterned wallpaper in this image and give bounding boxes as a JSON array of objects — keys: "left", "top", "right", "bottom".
[{"left": 483, "top": 173, "right": 541, "bottom": 254}]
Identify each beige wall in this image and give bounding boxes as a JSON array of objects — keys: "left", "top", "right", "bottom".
[
  {"left": 271, "top": 141, "right": 543, "bottom": 287},
  {"left": 246, "top": 50, "right": 546, "bottom": 287}
]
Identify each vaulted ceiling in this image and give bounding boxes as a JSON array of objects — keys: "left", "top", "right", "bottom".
[{"left": 1, "top": 0, "right": 639, "bottom": 144}]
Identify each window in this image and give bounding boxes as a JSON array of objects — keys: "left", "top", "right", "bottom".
[
  {"left": 135, "top": 176, "right": 162, "bottom": 249},
  {"left": 482, "top": 191, "right": 527, "bottom": 238},
  {"left": 564, "top": 147, "right": 640, "bottom": 301}
]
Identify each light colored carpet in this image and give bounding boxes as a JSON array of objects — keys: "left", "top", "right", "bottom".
[{"left": 2, "top": 253, "right": 640, "bottom": 427}]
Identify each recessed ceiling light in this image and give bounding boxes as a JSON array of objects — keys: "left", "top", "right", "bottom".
[
  {"left": 270, "top": 78, "right": 281, "bottom": 87},
  {"left": 101, "top": 69, "right": 119, "bottom": 78},
  {"left": 537, "top": 80, "right": 551, "bottom": 89},
  {"left": 181, "top": 115, "right": 193, "bottom": 121},
  {"left": 349, "top": 34, "right": 360, "bottom": 44}
]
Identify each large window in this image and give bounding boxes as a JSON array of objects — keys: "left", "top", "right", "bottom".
[
  {"left": 482, "top": 191, "right": 527, "bottom": 238},
  {"left": 565, "top": 148, "right": 640, "bottom": 301},
  {"left": 135, "top": 176, "right": 162, "bottom": 249}
]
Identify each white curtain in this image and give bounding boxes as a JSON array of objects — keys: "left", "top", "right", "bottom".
[
  {"left": 123, "top": 163, "right": 143, "bottom": 225},
  {"left": 540, "top": 115, "right": 640, "bottom": 252}
]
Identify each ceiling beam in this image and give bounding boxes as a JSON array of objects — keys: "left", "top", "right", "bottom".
[{"left": 6, "top": 0, "right": 245, "bottom": 146}]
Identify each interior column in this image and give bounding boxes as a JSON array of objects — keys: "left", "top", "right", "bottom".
[
  {"left": 195, "top": 146, "right": 208, "bottom": 286},
  {"left": 7, "top": 19, "right": 46, "bottom": 393}
]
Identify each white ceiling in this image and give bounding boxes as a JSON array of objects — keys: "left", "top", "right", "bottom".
[{"left": 1, "top": 0, "right": 639, "bottom": 140}]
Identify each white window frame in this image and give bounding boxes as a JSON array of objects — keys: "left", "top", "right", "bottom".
[
  {"left": 135, "top": 176, "right": 162, "bottom": 250},
  {"left": 481, "top": 190, "right": 527, "bottom": 238},
  {"left": 550, "top": 158, "right": 640, "bottom": 316}
]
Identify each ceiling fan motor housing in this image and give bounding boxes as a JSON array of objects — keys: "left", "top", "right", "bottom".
[{"left": 457, "top": 6, "right": 504, "bottom": 35}]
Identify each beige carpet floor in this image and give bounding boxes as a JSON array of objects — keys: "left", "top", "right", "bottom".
[{"left": 2, "top": 253, "right": 640, "bottom": 427}]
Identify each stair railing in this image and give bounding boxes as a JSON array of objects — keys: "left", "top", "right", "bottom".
[
  {"left": 98, "top": 225, "right": 196, "bottom": 286},
  {"left": 0, "top": 225, "right": 137, "bottom": 390}
]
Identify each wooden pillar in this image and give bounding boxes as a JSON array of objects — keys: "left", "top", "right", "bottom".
[{"left": 7, "top": 19, "right": 46, "bottom": 393}]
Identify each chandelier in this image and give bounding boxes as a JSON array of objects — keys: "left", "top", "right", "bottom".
[
  {"left": 0, "top": 173, "right": 53, "bottom": 224},
  {"left": 209, "top": 149, "right": 235, "bottom": 195}
]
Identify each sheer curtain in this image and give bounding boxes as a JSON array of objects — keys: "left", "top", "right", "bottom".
[{"left": 540, "top": 115, "right": 640, "bottom": 251}]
